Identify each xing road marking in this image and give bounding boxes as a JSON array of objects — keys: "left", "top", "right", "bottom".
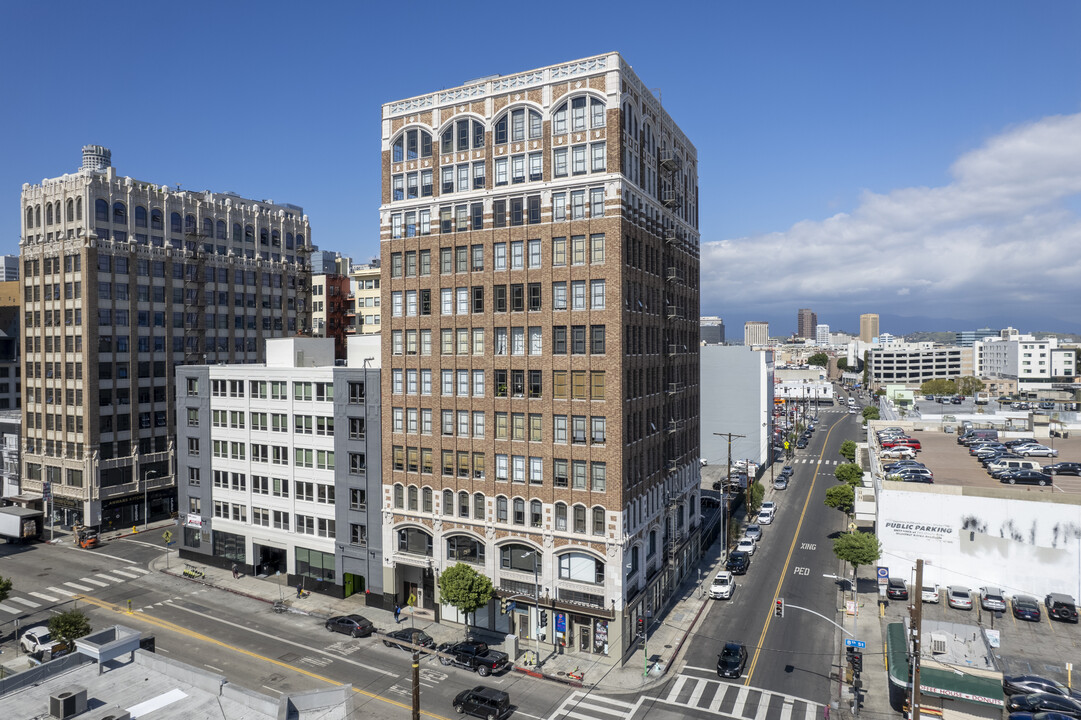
[
  {"left": 744, "top": 417, "right": 845, "bottom": 684},
  {"left": 75, "top": 594, "right": 455, "bottom": 720}
]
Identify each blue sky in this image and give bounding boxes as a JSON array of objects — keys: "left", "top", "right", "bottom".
[{"left": 3, "top": 1, "right": 1079, "bottom": 337}]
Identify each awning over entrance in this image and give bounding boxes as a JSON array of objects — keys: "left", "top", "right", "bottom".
[{"left": 886, "top": 623, "right": 1004, "bottom": 709}]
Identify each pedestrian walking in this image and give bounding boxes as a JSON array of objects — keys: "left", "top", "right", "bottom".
[
  {"left": 394, "top": 604, "right": 402, "bottom": 623},
  {"left": 296, "top": 582, "right": 304, "bottom": 599},
  {"left": 231, "top": 563, "right": 239, "bottom": 580}
]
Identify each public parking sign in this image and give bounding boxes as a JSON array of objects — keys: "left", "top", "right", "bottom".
[
  {"left": 845, "top": 639, "right": 866, "bottom": 648},
  {"left": 877, "top": 566, "right": 889, "bottom": 586}
]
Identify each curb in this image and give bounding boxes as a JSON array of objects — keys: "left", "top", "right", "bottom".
[
  {"left": 512, "top": 664, "right": 585, "bottom": 689},
  {"left": 158, "top": 565, "right": 315, "bottom": 618}
]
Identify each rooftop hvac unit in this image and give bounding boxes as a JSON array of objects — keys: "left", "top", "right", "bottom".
[
  {"left": 929, "top": 632, "right": 948, "bottom": 655},
  {"left": 49, "top": 686, "right": 88, "bottom": 719}
]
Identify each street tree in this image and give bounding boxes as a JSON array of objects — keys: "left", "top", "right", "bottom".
[
  {"left": 824, "top": 484, "right": 855, "bottom": 515},
  {"left": 748, "top": 481, "right": 765, "bottom": 514},
  {"left": 837, "top": 357, "right": 849, "bottom": 371},
  {"left": 49, "top": 609, "right": 92, "bottom": 650},
  {"left": 0, "top": 575, "right": 12, "bottom": 603},
  {"left": 920, "top": 379, "right": 957, "bottom": 396},
  {"left": 833, "top": 532, "right": 882, "bottom": 600},
  {"left": 438, "top": 562, "right": 494, "bottom": 630},
  {"left": 835, "top": 463, "right": 863, "bottom": 487},
  {"left": 839, "top": 440, "right": 857, "bottom": 462},
  {"left": 861, "top": 406, "right": 880, "bottom": 423},
  {"left": 808, "top": 352, "right": 829, "bottom": 368}
]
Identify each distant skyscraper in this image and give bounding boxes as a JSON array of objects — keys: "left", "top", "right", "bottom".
[
  {"left": 797, "top": 309, "right": 817, "bottom": 339},
  {"left": 955, "top": 327, "right": 997, "bottom": 348},
  {"left": 700, "top": 316, "right": 725, "bottom": 344},
  {"left": 0, "top": 255, "right": 19, "bottom": 282},
  {"left": 816, "top": 324, "right": 830, "bottom": 344},
  {"left": 744, "top": 321, "right": 769, "bottom": 346},
  {"left": 859, "top": 313, "right": 880, "bottom": 343}
]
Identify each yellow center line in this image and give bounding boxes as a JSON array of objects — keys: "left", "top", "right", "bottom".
[
  {"left": 744, "top": 417, "right": 845, "bottom": 684},
  {"left": 76, "top": 594, "right": 454, "bottom": 720}
]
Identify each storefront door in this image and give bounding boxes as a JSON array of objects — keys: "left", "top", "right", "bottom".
[{"left": 578, "top": 624, "right": 591, "bottom": 652}]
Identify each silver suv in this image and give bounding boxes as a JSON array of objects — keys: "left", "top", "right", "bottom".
[{"left": 980, "top": 586, "right": 1007, "bottom": 612}]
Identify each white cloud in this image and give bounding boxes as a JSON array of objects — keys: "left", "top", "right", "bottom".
[{"left": 702, "top": 111, "right": 1081, "bottom": 325}]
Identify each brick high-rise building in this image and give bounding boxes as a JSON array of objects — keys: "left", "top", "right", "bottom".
[
  {"left": 380, "top": 53, "right": 701, "bottom": 661},
  {"left": 797, "top": 308, "right": 817, "bottom": 339},
  {"left": 19, "top": 146, "right": 312, "bottom": 531}
]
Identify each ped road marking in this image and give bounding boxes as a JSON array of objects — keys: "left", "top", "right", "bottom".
[
  {"left": 75, "top": 595, "right": 453, "bottom": 720},
  {"left": 29, "top": 591, "right": 60, "bottom": 603},
  {"left": 744, "top": 417, "right": 844, "bottom": 685}
]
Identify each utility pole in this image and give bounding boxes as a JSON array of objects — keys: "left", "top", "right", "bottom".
[
  {"left": 713, "top": 432, "right": 746, "bottom": 544},
  {"left": 911, "top": 559, "right": 924, "bottom": 720},
  {"left": 411, "top": 648, "right": 421, "bottom": 720}
]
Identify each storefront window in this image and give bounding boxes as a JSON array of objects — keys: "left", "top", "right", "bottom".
[
  {"left": 213, "top": 530, "right": 246, "bottom": 563},
  {"left": 296, "top": 546, "right": 336, "bottom": 583}
]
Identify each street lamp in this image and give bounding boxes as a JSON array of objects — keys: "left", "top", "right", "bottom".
[{"left": 143, "top": 470, "right": 158, "bottom": 530}]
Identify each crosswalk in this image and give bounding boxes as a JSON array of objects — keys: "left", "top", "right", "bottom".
[
  {"left": 547, "top": 675, "right": 820, "bottom": 720},
  {"left": 661, "top": 675, "right": 820, "bottom": 720},
  {"left": 0, "top": 566, "right": 149, "bottom": 616},
  {"left": 791, "top": 458, "right": 839, "bottom": 465}
]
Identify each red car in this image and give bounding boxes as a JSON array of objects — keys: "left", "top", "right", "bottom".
[{"left": 882, "top": 438, "right": 921, "bottom": 450}]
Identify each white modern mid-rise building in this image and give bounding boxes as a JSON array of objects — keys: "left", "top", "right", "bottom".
[
  {"left": 975, "top": 335, "right": 1076, "bottom": 389},
  {"left": 865, "top": 342, "right": 970, "bottom": 388},
  {"left": 815, "top": 324, "right": 830, "bottom": 345},
  {"left": 175, "top": 337, "right": 384, "bottom": 601}
]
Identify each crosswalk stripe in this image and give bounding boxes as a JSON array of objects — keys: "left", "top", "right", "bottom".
[
  {"left": 110, "top": 569, "right": 141, "bottom": 579},
  {"left": 779, "top": 700, "right": 794, "bottom": 720},
  {"left": 10, "top": 597, "right": 40, "bottom": 608},
  {"left": 687, "top": 678, "right": 708, "bottom": 707},
  {"left": 731, "top": 688, "right": 752, "bottom": 717},
  {"left": 63, "top": 582, "right": 93, "bottom": 592},
  {"left": 0, "top": 603, "right": 22, "bottom": 614},
  {"left": 128, "top": 567, "right": 150, "bottom": 575},
  {"left": 96, "top": 574, "right": 125, "bottom": 583},
  {"left": 668, "top": 675, "right": 689, "bottom": 701},
  {"left": 48, "top": 586, "right": 75, "bottom": 597},
  {"left": 708, "top": 684, "right": 737, "bottom": 712},
  {"left": 79, "top": 577, "right": 108, "bottom": 587},
  {"left": 29, "top": 591, "right": 60, "bottom": 603}
]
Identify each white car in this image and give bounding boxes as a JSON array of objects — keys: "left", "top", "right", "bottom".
[
  {"left": 20, "top": 626, "right": 53, "bottom": 654},
  {"left": 757, "top": 510, "right": 774, "bottom": 525},
  {"left": 1019, "top": 445, "right": 1059, "bottom": 458},
  {"left": 709, "top": 571, "right": 734, "bottom": 600},
  {"left": 744, "top": 524, "right": 763, "bottom": 541},
  {"left": 921, "top": 585, "right": 940, "bottom": 603},
  {"left": 737, "top": 537, "right": 757, "bottom": 555},
  {"left": 880, "top": 447, "right": 916, "bottom": 460},
  {"left": 947, "top": 586, "right": 973, "bottom": 610}
]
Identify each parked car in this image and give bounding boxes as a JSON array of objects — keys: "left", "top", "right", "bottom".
[
  {"left": 881, "top": 447, "right": 916, "bottom": 460},
  {"left": 1006, "top": 694, "right": 1081, "bottom": 716},
  {"left": 19, "top": 626, "right": 53, "bottom": 654},
  {"left": 882, "top": 438, "right": 922, "bottom": 450},
  {"left": 796, "top": 438, "right": 809, "bottom": 449},
  {"left": 1013, "top": 595, "right": 1042, "bottom": 621},
  {"left": 1045, "top": 593, "right": 1079, "bottom": 623},
  {"left": 884, "top": 460, "right": 925, "bottom": 474},
  {"left": 947, "top": 586, "right": 973, "bottom": 610},
  {"left": 761, "top": 501, "right": 776, "bottom": 514},
  {"left": 1000, "top": 470, "right": 1053, "bottom": 486},
  {"left": 325, "top": 615, "right": 375, "bottom": 638},
  {"left": 726, "top": 551, "right": 751, "bottom": 575},
  {"left": 887, "top": 578, "right": 909, "bottom": 600},
  {"left": 990, "top": 460, "right": 1044, "bottom": 478},
  {"left": 744, "top": 524, "right": 762, "bottom": 541},
  {"left": 437, "top": 641, "right": 510, "bottom": 677},
  {"left": 773, "top": 476, "right": 789, "bottom": 490},
  {"left": 452, "top": 686, "right": 512, "bottom": 720},
  {"left": 757, "top": 510, "right": 774, "bottom": 525},
  {"left": 780, "top": 466, "right": 794, "bottom": 477},
  {"left": 383, "top": 628, "right": 435, "bottom": 651},
  {"left": 736, "top": 537, "right": 757, "bottom": 556},
  {"left": 980, "top": 587, "right": 1007, "bottom": 612},
  {"left": 1018, "top": 445, "right": 1059, "bottom": 458},
  {"left": 889, "top": 468, "right": 934, "bottom": 482},
  {"left": 1044, "top": 463, "right": 1081, "bottom": 477},
  {"left": 921, "top": 585, "right": 940, "bottom": 603},
  {"left": 709, "top": 570, "right": 735, "bottom": 600},
  {"left": 1004, "top": 674, "right": 1081, "bottom": 699},
  {"left": 717, "top": 642, "right": 748, "bottom": 679}
]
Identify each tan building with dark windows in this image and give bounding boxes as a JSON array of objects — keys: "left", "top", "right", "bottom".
[
  {"left": 18, "top": 146, "right": 311, "bottom": 531},
  {"left": 379, "top": 53, "right": 701, "bottom": 663}
]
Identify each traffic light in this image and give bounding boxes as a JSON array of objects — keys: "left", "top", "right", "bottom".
[
  {"left": 636, "top": 616, "right": 645, "bottom": 637},
  {"left": 775, "top": 599, "right": 785, "bottom": 617},
  {"left": 540, "top": 610, "right": 548, "bottom": 627},
  {"left": 851, "top": 650, "right": 863, "bottom": 673},
  {"left": 500, "top": 597, "right": 508, "bottom": 615},
  {"left": 846, "top": 646, "right": 855, "bottom": 665}
]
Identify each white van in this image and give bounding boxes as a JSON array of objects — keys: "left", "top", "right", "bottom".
[{"left": 986, "top": 458, "right": 1042, "bottom": 476}]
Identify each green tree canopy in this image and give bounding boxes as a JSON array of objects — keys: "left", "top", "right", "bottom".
[
  {"left": 955, "top": 376, "right": 986, "bottom": 396},
  {"left": 833, "top": 532, "right": 882, "bottom": 574},
  {"left": 748, "top": 481, "right": 765, "bottom": 514},
  {"left": 837, "top": 357, "right": 849, "bottom": 371},
  {"left": 49, "top": 608, "right": 92, "bottom": 650},
  {"left": 0, "top": 575, "right": 11, "bottom": 603},
  {"left": 861, "top": 406, "right": 880, "bottom": 423},
  {"left": 824, "top": 484, "right": 855, "bottom": 514},
  {"left": 438, "top": 562, "right": 494, "bottom": 628},
  {"left": 839, "top": 440, "right": 857, "bottom": 462},
  {"left": 835, "top": 463, "right": 863, "bottom": 487},
  {"left": 920, "top": 379, "right": 957, "bottom": 396},
  {"left": 808, "top": 352, "right": 829, "bottom": 368}
]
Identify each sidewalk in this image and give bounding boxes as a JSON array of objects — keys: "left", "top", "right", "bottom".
[{"left": 833, "top": 575, "right": 899, "bottom": 720}]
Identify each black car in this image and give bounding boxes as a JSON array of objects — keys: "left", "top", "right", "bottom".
[
  {"left": 884, "top": 461, "right": 925, "bottom": 473},
  {"left": 1045, "top": 463, "right": 1081, "bottom": 477},
  {"left": 1006, "top": 693, "right": 1081, "bottom": 716},
  {"left": 717, "top": 642, "right": 748, "bottom": 678},
  {"left": 726, "top": 551, "right": 750, "bottom": 575},
  {"left": 1003, "top": 674, "right": 1081, "bottom": 700},
  {"left": 887, "top": 578, "right": 908, "bottom": 600},
  {"left": 796, "top": 438, "right": 808, "bottom": 449},
  {"left": 383, "top": 628, "right": 435, "bottom": 651},
  {"left": 1000, "top": 470, "right": 1053, "bottom": 486},
  {"left": 325, "top": 614, "right": 375, "bottom": 638},
  {"left": 452, "top": 686, "right": 512, "bottom": 720},
  {"left": 1046, "top": 594, "right": 1080, "bottom": 623},
  {"left": 1013, "top": 595, "right": 1042, "bottom": 622}
]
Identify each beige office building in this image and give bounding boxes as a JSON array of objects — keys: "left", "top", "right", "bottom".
[
  {"left": 744, "top": 321, "right": 769, "bottom": 346},
  {"left": 860, "top": 313, "right": 880, "bottom": 343}
]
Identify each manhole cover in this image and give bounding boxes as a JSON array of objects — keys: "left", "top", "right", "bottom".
[
  {"left": 279, "top": 652, "right": 300, "bottom": 663},
  {"left": 664, "top": 644, "right": 672, "bottom": 649},
  {"left": 557, "top": 671, "right": 566, "bottom": 676}
]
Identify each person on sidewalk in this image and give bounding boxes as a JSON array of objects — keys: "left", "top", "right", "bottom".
[
  {"left": 231, "top": 563, "right": 239, "bottom": 580},
  {"left": 394, "top": 604, "right": 402, "bottom": 623},
  {"left": 296, "top": 582, "right": 303, "bottom": 599}
]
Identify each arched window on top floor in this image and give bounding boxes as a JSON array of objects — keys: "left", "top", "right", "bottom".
[
  {"left": 244, "top": 224, "right": 254, "bottom": 243},
  {"left": 494, "top": 108, "right": 540, "bottom": 145},
  {"left": 202, "top": 217, "right": 212, "bottom": 237},
  {"left": 552, "top": 96, "right": 604, "bottom": 135},
  {"left": 151, "top": 208, "right": 163, "bottom": 230},
  {"left": 134, "top": 206, "right": 147, "bottom": 228},
  {"left": 45, "top": 203, "right": 53, "bottom": 225},
  {"left": 25, "top": 206, "right": 34, "bottom": 229},
  {"left": 233, "top": 223, "right": 242, "bottom": 242},
  {"left": 216, "top": 220, "right": 226, "bottom": 240},
  {"left": 112, "top": 201, "right": 127, "bottom": 224},
  {"left": 271, "top": 230, "right": 280, "bottom": 247},
  {"left": 75, "top": 197, "right": 82, "bottom": 221},
  {"left": 35, "top": 205, "right": 41, "bottom": 227},
  {"left": 66, "top": 199, "right": 74, "bottom": 223},
  {"left": 259, "top": 228, "right": 269, "bottom": 246},
  {"left": 184, "top": 213, "right": 196, "bottom": 233},
  {"left": 392, "top": 128, "right": 433, "bottom": 162},
  {"left": 441, "top": 118, "right": 485, "bottom": 153},
  {"left": 285, "top": 232, "right": 294, "bottom": 250},
  {"left": 95, "top": 199, "right": 108, "bottom": 222}
]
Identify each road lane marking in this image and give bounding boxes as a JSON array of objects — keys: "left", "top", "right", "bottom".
[
  {"left": 96, "top": 573, "right": 126, "bottom": 583},
  {"left": 111, "top": 569, "right": 142, "bottom": 579},
  {"left": 79, "top": 577, "right": 109, "bottom": 587},
  {"left": 48, "top": 586, "right": 76, "bottom": 597},
  {"left": 744, "top": 417, "right": 844, "bottom": 685},
  {"left": 10, "top": 597, "right": 40, "bottom": 608},
  {"left": 128, "top": 567, "right": 150, "bottom": 574},
  {"left": 0, "top": 603, "right": 21, "bottom": 614},
  {"left": 64, "top": 582, "right": 93, "bottom": 592},
  {"left": 72, "top": 595, "right": 453, "bottom": 719},
  {"left": 29, "top": 591, "right": 60, "bottom": 602},
  {"left": 70, "top": 547, "right": 138, "bottom": 564}
]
